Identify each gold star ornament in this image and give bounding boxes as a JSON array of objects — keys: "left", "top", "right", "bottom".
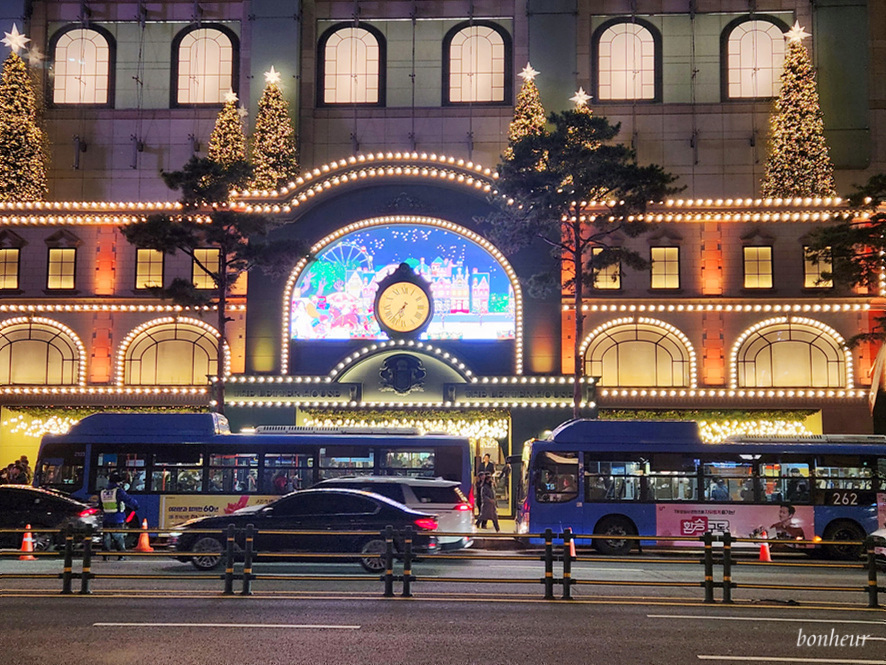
[
  {"left": 518, "top": 63, "right": 539, "bottom": 82},
  {"left": 785, "top": 21, "right": 809, "bottom": 43},
  {"left": 570, "top": 87, "right": 591, "bottom": 108},
  {"left": 264, "top": 66, "right": 282, "bottom": 85},
  {"left": 1, "top": 24, "right": 30, "bottom": 53}
]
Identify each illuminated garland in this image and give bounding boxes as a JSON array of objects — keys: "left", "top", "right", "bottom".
[{"left": 301, "top": 408, "right": 511, "bottom": 440}]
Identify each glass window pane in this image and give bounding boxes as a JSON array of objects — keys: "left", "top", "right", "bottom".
[
  {"left": 449, "top": 25, "right": 506, "bottom": 103},
  {"left": 0, "top": 249, "right": 19, "bottom": 289},
  {"left": 177, "top": 28, "right": 234, "bottom": 105},
  {"left": 323, "top": 27, "right": 380, "bottom": 104},
  {"left": 47, "top": 248, "right": 76, "bottom": 290},
  {"left": 53, "top": 28, "right": 111, "bottom": 105},
  {"left": 598, "top": 22, "right": 655, "bottom": 101},
  {"left": 727, "top": 21, "right": 785, "bottom": 99},
  {"left": 192, "top": 248, "right": 219, "bottom": 289},
  {"left": 135, "top": 249, "right": 164, "bottom": 289}
]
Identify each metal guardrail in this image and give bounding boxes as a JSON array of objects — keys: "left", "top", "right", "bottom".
[{"left": 0, "top": 525, "right": 881, "bottom": 606}]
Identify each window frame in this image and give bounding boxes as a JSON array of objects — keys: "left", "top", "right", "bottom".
[
  {"left": 170, "top": 23, "right": 240, "bottom": 109},
  {"left": 742, "top": 245, "right": 774, "bottom": 290},
  {"left": 134, "top": 248, "right": 164, "bottom": 291},
  {"left": 0, "top": 248, "right": 21, "bottom": 291},
  {"left": 46, "top": 247, "right": 77, "bottom": 292},
  {"left": 803, "top": 245, "right": 833, "bottom": 290},
  {"left": 48, "top": 24, "right": 116, "bottom": 108},
  {"left": 591, "top": 17, "right": 662, "bottom": 103},
  {"left": 721, "top": 15, "right": 789, "bottom": 102},
  {"left": 442, "top": 20, "right": 513, "bottom": 107},
  {"left": 649, "top": 246, "right": 680, "bottom": 290},
  {"left": 191, "top": 248, "right": 220, "bottom": 290},
  {"left": 592, "top": 247, "right": 622, "bottom": 291},
  {"left": 316, "top": 22, "right": 386, "bottom": 108}
]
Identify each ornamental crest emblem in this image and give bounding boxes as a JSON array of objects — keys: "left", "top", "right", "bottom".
[{"left": 379, "top": 354, "right": 426, "bottom": 395}]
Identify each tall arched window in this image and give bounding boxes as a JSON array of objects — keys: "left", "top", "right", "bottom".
[
  {"left": 731, "top": 318, "right": 849, "bottom": 388},
  {"left": 318, "top": 24, "right": 384, "bottom": 105},
  {"left": 593, "top": 19, "right": 660, "bottom": 101},
  {"left": 0, "top": 318, "right": 84, "bottom": 385},
  {"left": 50, "top": 26, "right": 115, "bottom": 106},
  {"left": 172, "top": 25, "right": 239, "bottom": 106},
  {"left": 723, "top": 18, "right": 787, "bottom": 99},
  {"left": 582, "top": 318, "right": 696, "bottom": 387},
  {"left": 118, "top": 318, "right": 227, "bottom": 385},
  {"left": 443, "top": 22, "right": 511, "bottom": 104}
]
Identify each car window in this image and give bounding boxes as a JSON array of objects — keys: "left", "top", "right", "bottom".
[
  {"left": 333, "top": 483, "right": 405, "bottom": 503},
  {"left": 410, "top": 485, "right": 461, "bottom": 504},
  {"left": 273, "top": 493, "right": 379, "bottom": 516}
]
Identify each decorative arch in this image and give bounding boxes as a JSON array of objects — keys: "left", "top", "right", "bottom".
[
  {"left": 116, "top": 317, "right": 229, "bottom": 386},
  {"left": 282, "top": 215, "right": 523, "bottom": 373},
  {"left": 580, "top": 317, "right": 697, "bottom": 388},
  {"left": 0, "top": 317, "right": 86, "bottom": 385},
  {"left": 730, "top": 317, "right": 852, "bottom": 388},
  {"left": 329, "top": 339, "right": 474, "bottom": 381}
]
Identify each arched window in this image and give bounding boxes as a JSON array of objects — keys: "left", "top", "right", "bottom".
[
  {"left": 582, "top": 318, "right": 696, "bottom": 387},
  {"left": 119, "top": 318, "right": 227, "bottom": 385},
  {"left": 723, "top": 18, "right": 786, "bottom": 99},
  {"left": 50, "top": 26, "right": 115, "bottom": 106},
  {"left": 593, "top": 19, "right": 660, "bottom": 101},
  {"left": 443, "top": 22, "right": 511, "bottom": 104},
  {"left": 318, "top": 24, "right": 384, "bottom": 105},
  {"left": 0, "top": 318, "right": 84, "bottom": 385},
  {"left": 731, "top": 318, "right": 849, "bottom": 388},
  {"left": 172, "top": 25, "right": 239, "bottom": 106}
]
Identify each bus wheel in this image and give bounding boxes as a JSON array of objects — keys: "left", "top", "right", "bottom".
[
  {"left": 359, "top": 538, "right": 388, "bottom": 573},
  {"left": 593, "top": 517, "right": 635, "bottom": 555},
  {"left": 190, "top": 536, "right": 224, "bottom": 570},
  {"left": 822, "top": 521, "right": 865, "bottom": 560}
]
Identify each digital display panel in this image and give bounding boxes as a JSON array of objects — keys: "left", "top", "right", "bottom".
[{"left": 290, "top": 224, "right": 516, "bottom": 340}]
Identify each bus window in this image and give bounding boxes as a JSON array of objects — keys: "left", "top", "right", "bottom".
[
  {"left": 94, "top": 451, "right": 148, "bottom": 492},
  {"left": 319, "top": 446, "right": 374, "bottom": 480},
  {"left": 703, "top": 462, "right": 752, "bottom": 502},
  {"left": 35, "top": 444, "right": 85, "bottom": 490},
  {"left": 648, "top": 454, "right": 698, "bottom": 501},
  {"left": 584, "top": 458, "right": 645, "bottom": 501},
  {"left": 815, "top": 457, "right": 874, "bottom": 491},
  {"left": 208, "top": 453, "right": 258, "bottom": 493},
  {"left": 152, "top": 450, "right": 204, "bottom": 493},
  {"left": 534, "top": 451, "right": 578, "bottom": 503},
  {"left": 380, "top": 449, "right": 435, "bottom": 478},
  {"left": 263, "top": 453, "right": 313, "bottom": 493},
  {"left": 760, "top": 461, "right": 811, "bottom": 503}
]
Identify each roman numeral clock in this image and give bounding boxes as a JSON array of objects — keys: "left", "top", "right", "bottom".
[{"left": 373, "top": 263, "right": 434, "bottom": 339}]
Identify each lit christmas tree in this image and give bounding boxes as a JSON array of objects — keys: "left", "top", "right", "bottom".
[
  {"left": 503, "top": 63, "right": 546, "bottom": 160},
  {"left": 250, "top": 66, "right": 298, "bottom": 190},
  {"left": 760, "top": 22, "right": 836, "bottom": 198},
  {"left": 207, "top": 89, "right": 247, "bottom": 168},
  {"left": 0, "top": 25, "right": 48, "bottom": 201}
]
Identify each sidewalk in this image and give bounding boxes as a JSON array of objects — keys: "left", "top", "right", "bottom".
[{"left": 471, "top": 518, "right": 520, "bottom": 551}]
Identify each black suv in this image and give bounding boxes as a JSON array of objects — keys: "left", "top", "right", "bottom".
[
  {"left": 0, "top": 485, "right": 101, "bottom": 550},
  {"left": 169, "top": 487, "right": 439, "bottom": 572}
]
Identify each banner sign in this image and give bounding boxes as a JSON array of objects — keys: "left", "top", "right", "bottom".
[
  {"left": 160, "top": 494, "right": 276, "bottom": 529},
  {"left": 446, "top": 382, "right": 591, "bottom": 404},
  {"left": 225, "top": 382, "right": 360, "bottom": 404}
]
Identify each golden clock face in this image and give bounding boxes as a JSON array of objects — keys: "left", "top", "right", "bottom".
[{"left": 376, "top": 281, "right": 432, "bottom": 334}]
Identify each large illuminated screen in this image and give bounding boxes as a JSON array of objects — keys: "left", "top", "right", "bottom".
[{"left": 290, "top": 224, "right": 515, "bottom": 340}]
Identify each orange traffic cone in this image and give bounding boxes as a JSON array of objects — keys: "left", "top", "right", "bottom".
[
  {"left": 19, "top": 524, "right": 37, "bottom": 560},
  {"left": 759, "top": 530, "right": 772, "bottom": 562},
  {"left": 134, "top": 519, "right": 154, "bottom": 553},
  {"left": 569, "top": 538, "right": 577, "bottom": 558}
]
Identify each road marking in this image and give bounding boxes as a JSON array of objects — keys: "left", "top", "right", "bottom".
[
  {"left": 650, "top": 615, "right": 885, "bottom": 626},
  {"left": 698, "top": 657, "right": 886, "bottom": 664},
  {"left": 93, "top": 622, "right": 360, "bottom": 629}
]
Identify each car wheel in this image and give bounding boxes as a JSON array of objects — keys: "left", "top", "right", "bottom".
[
  {"left": 31, "top": 528, "right": 54, "bottom": 552},
  {"left": 593, "top": 516, "right": 635, "bottom": 555},
  {"left": 190, "top": 536, "right": 224, "bottom": 570},
  {"left": 822, "top": 521, "right": 865, "bottom": 560},
  {"left": 359, "top": 538, "right": 388, "bottom": 573}
]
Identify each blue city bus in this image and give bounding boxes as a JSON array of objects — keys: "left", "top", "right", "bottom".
[
  {"left": 34, "top": 413, "right": 472, "bottom": 530},
  {"left": 515, "top": 419, "right": 886, "bottom": 559}
]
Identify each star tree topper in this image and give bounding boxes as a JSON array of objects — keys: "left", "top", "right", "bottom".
[
  {"left": 2, "top": 24, "right": 30, "bottom": 53},
  {"left": 264, "top": 66, "right": 282, "bottom": 85},
  {"left": 518, "top": 63, "right": 539, "bottom": 82},
  {"left": 785, "top": 21, "right": 810, "bottom": 43},
  {"left": 223, "top": 89, "right": 239, "bottom": 103},
  {"left": 570, "top": 87, "right": 591, "bottom": 108}
]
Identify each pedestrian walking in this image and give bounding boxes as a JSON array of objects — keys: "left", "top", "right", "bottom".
[
  {"left": 478, "top": 474, "right": 500, "bottom": 532},
  {"left": 473, "top": 472, "right": 485, "bottom": 527},
  {"left": 100, "top": 472, "right": 139, "bottom": 560}
]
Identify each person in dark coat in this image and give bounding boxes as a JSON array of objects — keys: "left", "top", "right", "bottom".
[
  {"left": 473, "top": 472, "right": 485, "bottom": 527},
  {"left": 478, "top": 474, "right": 499, "bottom": 532}
]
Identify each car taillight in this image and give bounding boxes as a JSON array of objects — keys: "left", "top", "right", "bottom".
[
  {"left": 413, "top": 517, "right": 438, "bottom": 531},
  {"left": 454, "top": 503, "right": 472, "bottom": 511},
  {"left": 78, "top": 507, "right": 100, "bottom": 518}
]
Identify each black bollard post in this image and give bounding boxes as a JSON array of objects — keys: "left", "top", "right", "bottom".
[
  {"left": 241, "top": 524, "right": 254, "bottom": 596},
  {"left": 61, "top": 527, "right": 74, "bottom": 595},
  {"left": 702, "top": 531, "right": 715, "bottom": 604},
  {"left": 722, "top": 531, "right": 733, "bottom": 604},
  {"left": 223, "top": 524, "right": 236, "bottom": 595},
  {"left": 383, "top": 526, "right": 395, "bottom": 597},
  {"left": 401, "top": 526, "right": 414, "bottom": 598},
  {"left": 562, "top": 528, "right": 574, "bottom": 600},
  {"left": 80, "top": 527, "right": 93, "bottom": 595},
  {"left": 865, "top": 536, "right": 879, "bottom": 609},
  {"left": 543, "top": 528, "right": 554, "bottom": 600}
]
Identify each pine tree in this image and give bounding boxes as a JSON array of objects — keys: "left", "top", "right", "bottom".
[
  {"left": 504, "top": 63, "right": 546, "bottom": 160},
  {"left": 760, "top": 22, "right": 836, "bottom": 199},
  {"left": 0, "top": 51, "right": 48, "bottom": 201},
  {"left": 207, "top": 93, "right": 247, "bottom": 168},
  {"left": 251, "top": 69, "right": 298, "bottom": 191}
]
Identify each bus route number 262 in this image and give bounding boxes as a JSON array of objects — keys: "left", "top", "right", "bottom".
[{"left": 829, "top": 490, "right": 858, "bottom": 506}]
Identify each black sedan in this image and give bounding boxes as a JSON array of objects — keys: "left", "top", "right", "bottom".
[
  {"left": 0, "top": 485, "right": 101, "bottom": 550},
  {"left": 169, "top": 488, "right": 439, "bottom": 572}
]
